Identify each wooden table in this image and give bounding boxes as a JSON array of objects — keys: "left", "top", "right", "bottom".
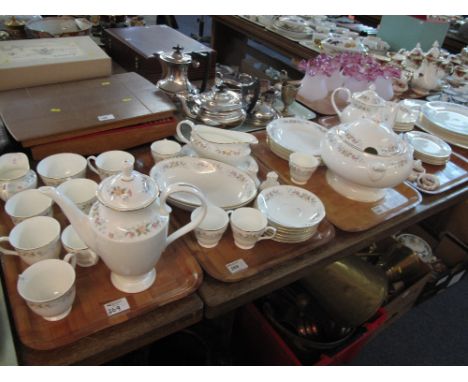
[{"left": 2, "top": 113, "right": 468, "bottom": 365}]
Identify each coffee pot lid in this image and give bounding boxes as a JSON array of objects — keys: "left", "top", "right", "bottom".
[
  {"left": 97, "top": 161, "right": 159, "bottom": 211},
  {"left": 159, "top": 44, "right": 192, "bottom": 65}
]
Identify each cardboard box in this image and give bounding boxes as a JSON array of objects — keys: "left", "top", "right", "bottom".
[{"left": 0, "top": 36, "right": 111, "bottom": 91}]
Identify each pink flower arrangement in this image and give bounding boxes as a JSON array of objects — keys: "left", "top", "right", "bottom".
[{"left": 298, "top": 53, "right": 401, "bottom": 82}]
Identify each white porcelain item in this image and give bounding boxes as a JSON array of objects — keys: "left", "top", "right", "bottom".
[
  {"left": 17, "top": 253, "right": 77, "bottom": 321},
  {"left": 176, "top": 120, "right": 257, "bottom": 165},
  {"left": 331, "top": 86, "right": 387, "bottom": 123},
  {"left": 396, "top": 233, "right": 436, "bottom": 264},
  {"left": 256, "top": 185, "right": 326, "bottom": 231},
  {"left": 230, "top": 207, "right": 277, "bottom": 249},
  {"left": 57, "top": 178, "right": 98, "bottom": 214},
  {"left": 151, "top": 139, "right": 182, "bottom": 163},
  {"left": 0, "top": 153, "right": 37, "bottom": 201},
  {"left": 190, "top": 205, "right": 230, "bottom": 248},
  {"left": 266, "top": 117, "right": 326, "bottom": 159},
  {"left": 40, "top": 161, "right": 208, "bottom": 293},
  {"left": 5, "top": 189, "right": 53, "bottom": 225},
  {"left": 404, "top": 131, "right": 452, "bottom": 164},
  {"left": 87, "top": 150, "right": 135, "bottom": 180},
  {"left": 421, "top": 102, "right": 468, "bottom": 137},
  {"left": 0, "top": 216, "right": 61, "bottom": 265},
  {"left": 61, "top": 225, "right": 99, "bottom": 267},
  {"left": 37, "top": 153, "right": 87, "bottom": 186},
  {"left": 289, "top": 152, "right": 320, "bottom": 185},
  {"left": 320, "top": 118, "right": 414, "bottom": 202},
  {"left": 150, "top": 157, "right": 257, "bottom": 210}
]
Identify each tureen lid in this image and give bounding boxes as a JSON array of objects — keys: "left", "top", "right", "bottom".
[
  {"left": 336, "top": 119, "right": 406, "bottom": 157},
  {"left": 352, "top": 85, "right": 386, "bottom": 108},
  {"left": 198, "top": 84, "right": 243, "bottom": 113},
  {"left": 159, "top": 45, "right": 192, "bottom": 65},
  {"left": 97, "top": 161, "right": 159, "bottom": 211}
]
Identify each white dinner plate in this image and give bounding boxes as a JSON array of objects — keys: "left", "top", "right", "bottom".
[
  {"left": 150, "top": 157, "right": 257, "bottom": 210},
  {"left": 421, "top": 102, "right": 468, "bottom": 137},
  {"left": 256, "top": 185, "right": 325, "bottom": 229},
  {"left": 405, "top": 131, "right": 452, "bottom": 159},
  {"left": 415, "top": 117, "right": 468, "bottom": 150},
  {"left": 266, "top": 118, "right": 327, "bottom": 157}
]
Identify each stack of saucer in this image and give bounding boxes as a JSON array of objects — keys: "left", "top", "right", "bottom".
[
  {"left": 405, "top": 131, "right": 452, "bottom": 165},
  {"left": 393, "top": 102, "right": 419, "bottom": 132},
  {"left": 255, "top": 185, "right": 326, "bottom": 243}
]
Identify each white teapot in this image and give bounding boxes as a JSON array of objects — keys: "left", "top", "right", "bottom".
[
  {"left": 40, "top": 161, "right": 207, "bottom": 293},
  {"left": 331, "top": 85, "right": 401, "bottom": 128}
]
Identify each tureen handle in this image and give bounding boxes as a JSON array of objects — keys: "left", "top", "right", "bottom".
[
  {"left": 367, "top": 162, "right": 387, "bottom": 182},
  {"left": 331, "top": 87, "right": 351, "bottom": 117},
  {"left": 176, "top": 120, "right": 195, "bottom": 144},
  {"left": 161, "top": 182, "right": 208, "bottom": 247}
]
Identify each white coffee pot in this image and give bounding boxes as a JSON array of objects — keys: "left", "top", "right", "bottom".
[
  {"left": 40, "top": 161, "right": 208, "bottom": 293},
  {"left": 331, "top": 85, "right": 401, "bottom": 128}
]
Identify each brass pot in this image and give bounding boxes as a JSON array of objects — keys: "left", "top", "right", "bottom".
[{"left": 301, "top": 255, "right": 388, "bottom": 327}]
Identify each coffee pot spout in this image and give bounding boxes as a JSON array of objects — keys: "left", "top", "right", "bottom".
[{"left": 39, "top": 186, "right": 97, "bottom": 251}]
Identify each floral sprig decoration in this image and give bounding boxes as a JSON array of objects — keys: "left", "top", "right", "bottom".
[{"left": 298, "top": 53, "right": 401, "bottom": 82}]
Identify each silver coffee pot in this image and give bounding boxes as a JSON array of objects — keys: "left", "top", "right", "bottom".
[{"left": 156, "top": 45, "right": 209, "bottom": 99}]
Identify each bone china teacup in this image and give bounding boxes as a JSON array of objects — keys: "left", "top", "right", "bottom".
[
  {"left": 0, "top": 216, "right": 61, "bottom": 265},
  {"left": 17, "top": 253, "right": 77, "bottom": 321},
  {"left": 87, "top": 150, "right": 135, "bottom": 180},
  {"left": 61, "top": 225, "right": 99, "bottom": 267},
  {"left": 5, "top": 189, "right": 53, "bottom": 225},
  {"left": 230, "top": 207, "right": 277, "bottom": 249},
  {"left": 57, "top": 178, "right": 98, "bottom": 214},
  {"left": 191, "top": 204, "right": 231, "bottom": 248}
]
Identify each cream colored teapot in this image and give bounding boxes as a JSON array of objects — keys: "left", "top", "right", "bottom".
[
  {"left": 331, "top": 85, "right": 402, "bottom": 129},
  {"left": 40, "top": 161, "right": 207, "bottom": 293}
]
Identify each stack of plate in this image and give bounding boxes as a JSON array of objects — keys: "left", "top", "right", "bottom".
[
  {"left": 404, "top": 131, "right": 452, "bottom": 165},
  {"left": 256, "top": 185, "right": 326, "bottom": 243},
  {"left": 149, "top": 157, "right": 257, "bottom": 211},
  {"left": 266, "top": 118, "right": 327, "bottom": 161},
  {"left": 417, "top": 101, "right": 468, "bottom": 149},
  {"left": 393, "top": 101, "right": 419, "bottom": 132}
]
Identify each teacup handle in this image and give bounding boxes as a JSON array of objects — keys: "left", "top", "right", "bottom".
[
  {"left": 176, "top": 120, "right": 195, "bottom": 144},
  {"left": 161, "top": 182, "right": 208, "bottom": 247},
  {"left": 63, "top": 253, "right": 77, "bottom": 269},
  {"left": 86, "top": 156, "right": 100, "bottom": 175},
  {"left": 257, "top": 226, "right": 277, "bottom": 242},
  {"left": 0, "top": 236, "right": 18, "bottom": 256}
]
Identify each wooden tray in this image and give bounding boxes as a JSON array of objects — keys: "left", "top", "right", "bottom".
[
  {"left": 252, "top": 131, "right": 422, "bottom": 232},
  {"left": 170, "top": 153, "right": 335, "bottom": 282},
  {"left": 407, "top": 152, "right": 468, "bottom": 195},
  {"left": 174, "top": 209, "right": 334, "bottom": 283},
  {"left": 0, "top": 163, "right": 203, "bottom": 351}
]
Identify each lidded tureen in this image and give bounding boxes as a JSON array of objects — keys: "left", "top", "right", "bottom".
[
  {"left": 320, "top": 118, "right": 413, "bottom": 202},
  {"left": 177, "top": 83, "right": 247, "bottom": 127},
  {"left": 40, "top": 161, "right": 207, "bottom": 293}
]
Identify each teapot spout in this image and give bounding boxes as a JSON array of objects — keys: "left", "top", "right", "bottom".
[
  {"left": 39, "top": 186, "right": 97, "bottom": 251},
  {"left": 176, "top": 94, "right": 199, "bottom": 120}
]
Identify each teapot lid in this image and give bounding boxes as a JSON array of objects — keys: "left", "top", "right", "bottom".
[
  {"left": 159, "top": 45, "right": 192, "bottom": 65},
  {"left": 352, "top": 85, "right": 386, "bottom": 108},
  {"left": 199, "top": 84, "right": 243, "bottom": 113},
  {"left": 336, "top": 119, "right": 406, "bottom": 157},
  {"left": 97, "top": 161, "right": 159, "bottom": 211}
]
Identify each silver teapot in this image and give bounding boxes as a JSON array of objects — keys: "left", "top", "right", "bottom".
[{"left": 177, "top": 82, "right": 247, "bottom": 128}]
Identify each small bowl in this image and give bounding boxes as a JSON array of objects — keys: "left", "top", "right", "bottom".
[
  {"left": 37, "top": 153, "right": 87, "bottom": 186},
  {"left": 151, "top": 139, "right": 182, "bottom": 163}
]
